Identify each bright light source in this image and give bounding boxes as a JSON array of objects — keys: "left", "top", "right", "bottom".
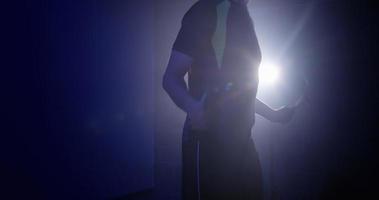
[{"left": 259, "top": 62, "right": 280, "bottom": 86}]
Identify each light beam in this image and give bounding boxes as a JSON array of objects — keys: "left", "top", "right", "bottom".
[{"left": 259, "top": 62, "right": 280, "bottom": 86}]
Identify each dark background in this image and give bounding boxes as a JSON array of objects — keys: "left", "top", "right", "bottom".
[
  {"left": 1, "top": 0, "right": 378, "bottom": 199},
  {"left": 2, "top": 1, "right": 154, "bottom": 199}
]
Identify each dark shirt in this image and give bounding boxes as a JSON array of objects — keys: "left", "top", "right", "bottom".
[
  {"left": 173, "top": 0, "right": 220, "bottom": 101},
  {"left": 173, "top": 0, "right": 261, "bottom": 135}
]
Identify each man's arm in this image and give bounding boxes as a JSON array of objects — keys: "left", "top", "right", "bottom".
[
  {"left": 162, "top": 50, "right": 195, "bottom": 113},
  {"left": 162, "top": 50, "right": 206, "bottom": 130},
  {"left": 255, "top": 98, "right": 295, "bottom": 123},
  {"left": 255, "top": 98, "right": 275, "bottom": 120}
]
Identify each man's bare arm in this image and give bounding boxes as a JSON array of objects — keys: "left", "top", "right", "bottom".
[
  {"left": 255, "top": 98, "right": 275, "bottom": 120},
  {"left": 163, "top": 50, "right": 206, "bottom": 130},
  {"left": 255, "top": 98, "right": 295, "bottom": 123},
  {"left": 162, "top": 50, "right": 197, "bottom": 113}
]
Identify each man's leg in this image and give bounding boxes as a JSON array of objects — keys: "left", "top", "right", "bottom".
[
  {"left": 243, "top": 138, "right": 264, "bottom": 200},
  {"left": 182, "top": 132, "right": 200, "bottom": 200}
]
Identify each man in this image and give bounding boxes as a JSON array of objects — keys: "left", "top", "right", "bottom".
[{"left": 163, "top": 0, "right": 295, "bottom": 199}]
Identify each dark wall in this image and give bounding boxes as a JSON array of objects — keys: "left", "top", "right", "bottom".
[
  {"left": 268, "top": 1, "right": 379, "bottom": 199},
  {"left": 2, "top": 0, "right": 154, "bottom": 199}
]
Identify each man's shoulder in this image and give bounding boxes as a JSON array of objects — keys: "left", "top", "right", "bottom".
[{"left": 182, "top": 1, "right": 213, "bottom": 25}]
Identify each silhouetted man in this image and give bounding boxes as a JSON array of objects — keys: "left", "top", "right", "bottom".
[{"left": 163, "top": 0, "right": 295, "bottom": 199}]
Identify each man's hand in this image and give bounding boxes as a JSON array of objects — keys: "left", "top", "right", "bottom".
[
  {"left": 188, "top": 96, "right": 207, "bottom": 131},
  {"left": 270, "top": 106, "right": 296, "bottom": 124}
]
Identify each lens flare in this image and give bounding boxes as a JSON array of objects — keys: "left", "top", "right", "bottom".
[{"left": 259, "top": 62, "right": 280, "bottom": 86}]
